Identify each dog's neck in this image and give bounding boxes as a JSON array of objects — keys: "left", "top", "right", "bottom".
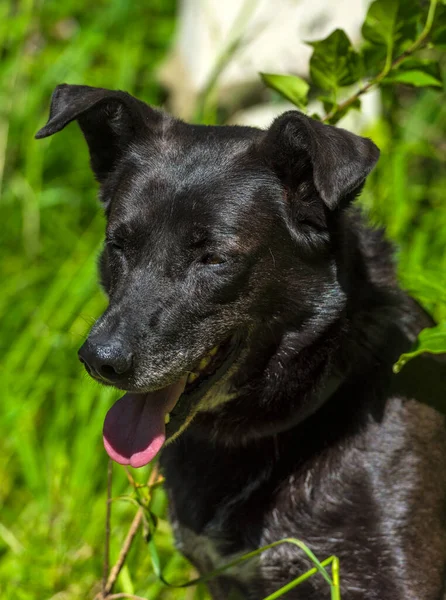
[
  {"left": 189, "top": 315, "right": 347, "bottom": 443},
  {"left": 192, "top": 296, "right": 404, "bottom": 448}
]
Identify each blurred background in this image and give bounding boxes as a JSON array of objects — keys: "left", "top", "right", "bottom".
[{"left": 0, "top": 1, "right": 444, "bottom": 599}]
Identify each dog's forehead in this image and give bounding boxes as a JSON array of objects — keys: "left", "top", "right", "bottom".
[
  {"left": 132, "top": 124, "right": 259, "bottom": 180},
  {"left": 106, "top": 127, "right": 277, "bottom": 236}
]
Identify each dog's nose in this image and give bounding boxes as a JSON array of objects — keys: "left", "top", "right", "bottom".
[{"left": 78, "top": 338, "right": 133, "bottom": 382}]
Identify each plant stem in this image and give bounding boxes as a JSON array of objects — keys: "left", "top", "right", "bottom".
[
  {"left": 103, "top": 509, "right": 144, "bottom": 596},
  {"left": 102, "top": 460, "right": 113, "bottom": 597},
  {"left": 262, "top": 556, "right": 338, "bottom": 600},
  {"left": 97, "top": 464, "right": 162, "bottom": 599},
  {"left": 331, "top": 556, "right": 341, "bottom": 600},
  {"left": 323, "top": 0, "right": 438, "bottom": 123},
  {"left": 156, "top": 537, "right": 335, "bottom": 590}
]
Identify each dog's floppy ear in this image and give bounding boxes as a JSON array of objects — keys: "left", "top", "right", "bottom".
[
  {"left": 263, "top": 111, "right": 380, "bottom": 209},
  {"left": 36, "top": 84, "right": 162, "bottom": 182}
]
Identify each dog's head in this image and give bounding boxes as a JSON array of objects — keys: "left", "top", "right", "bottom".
[{"left": 36, "top": 84, "right": 379, "bottom": 466}]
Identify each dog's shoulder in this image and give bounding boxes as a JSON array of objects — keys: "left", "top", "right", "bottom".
[{"left": 256, "top": 393, "right": 446, "bottom": 599}]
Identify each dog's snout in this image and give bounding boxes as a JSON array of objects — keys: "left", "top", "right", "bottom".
[{"left": 78, "top": 338, "right": 133, "bottom": 382}]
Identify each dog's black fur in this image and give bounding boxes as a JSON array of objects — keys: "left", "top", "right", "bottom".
[{"left": 37, "top": 85, "right": 446, "bottom": 599}]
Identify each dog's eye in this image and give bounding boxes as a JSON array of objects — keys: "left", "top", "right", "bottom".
[
  {"left": 107, "top": 239, "right": 124, "bottom": 252},
  {"left": 201, "top": 252, "right": 226, "bottom": 266}
]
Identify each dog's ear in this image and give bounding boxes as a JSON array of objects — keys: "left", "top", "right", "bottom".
[
  {"left": 36, "top": 84, "right": 163, "bottom": 182},
  {"left": 263, "top": 111, "right": 380, "bottom": 209}
]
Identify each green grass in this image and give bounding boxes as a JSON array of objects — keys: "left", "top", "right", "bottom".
[
  {"left": 361, "top": 87, "right": 446, "bottom": 323},
  {"left": 1, "top": 2, "right": 445, "bottom": 599},
  {"left": 0, "top": 2, "right": 207, "bottom": 599}
]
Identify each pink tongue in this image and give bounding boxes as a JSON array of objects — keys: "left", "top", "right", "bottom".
[{"left": 103, "top": 377, "right": 187, "bottom": 468}]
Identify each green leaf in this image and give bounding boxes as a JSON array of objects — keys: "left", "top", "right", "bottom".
[
  {"left": 260, "top": 73, "right": 309, "bottom": 108},
  {"left": 361, "top": 0, "right": 423, "bottom": 72},
  {"left": 385, "top": 69, "right": 443, "bottom": 87},
  {"left": 432, "top": 24, "right": 446, "bottom": 48},
  {"left": 394, "top": 0, "right": 424, "bottom": 52},
  {"left": 400, "top": 271, "right": 446, "bottom": 306},
  {"left": 117, "top": 565, "right": 135, "bottom": 595},
  {"left": 308, "top": 29, "right": 361, "bottom": 93},
  {"left": 362, "top": 0, "right": 399, "bottom": 50},
  {"left": 432, "top": 5, "right": 446, "bottom": 48},
  {"left": 146, "top": 511, "right": 162, "bottom": 577},
  {"left": 395, "top": 57, "right": 442, "bottom": 82},
  {"left": 393, "top": 323, "right": 446, "bottom": 372},
  {"left": 361, "top": 42, "right": 387, "bottom": 77},
  {"left": 319, "top": 96, "right": 361, "bottom": 125}
]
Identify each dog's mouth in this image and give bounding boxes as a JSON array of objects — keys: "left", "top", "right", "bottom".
[{"left": 102, "top": 336, "right": 240, "bottom": 468}]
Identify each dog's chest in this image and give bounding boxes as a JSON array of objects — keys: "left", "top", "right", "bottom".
[
  {"left": 164, "top": 454, "right": 273, "bottom": 591},
  {"left": 172, "top": 519, "right": 260, "bottom": 589}
]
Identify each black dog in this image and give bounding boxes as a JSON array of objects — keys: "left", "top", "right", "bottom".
[{"left": 37, "top": 85, "right": 446, "bottom": 599}]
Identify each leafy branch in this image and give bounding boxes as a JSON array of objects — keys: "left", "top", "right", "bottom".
[
  {"left": 323, "top": 0, "right": 440, "bottom": 122},
  {"left": 262, "top": 0, "right": 443, "bottom": 125}
]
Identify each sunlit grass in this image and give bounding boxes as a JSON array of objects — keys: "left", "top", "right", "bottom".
[{"left": 0, "top": 2, "right": 201, "bottom": 599}]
